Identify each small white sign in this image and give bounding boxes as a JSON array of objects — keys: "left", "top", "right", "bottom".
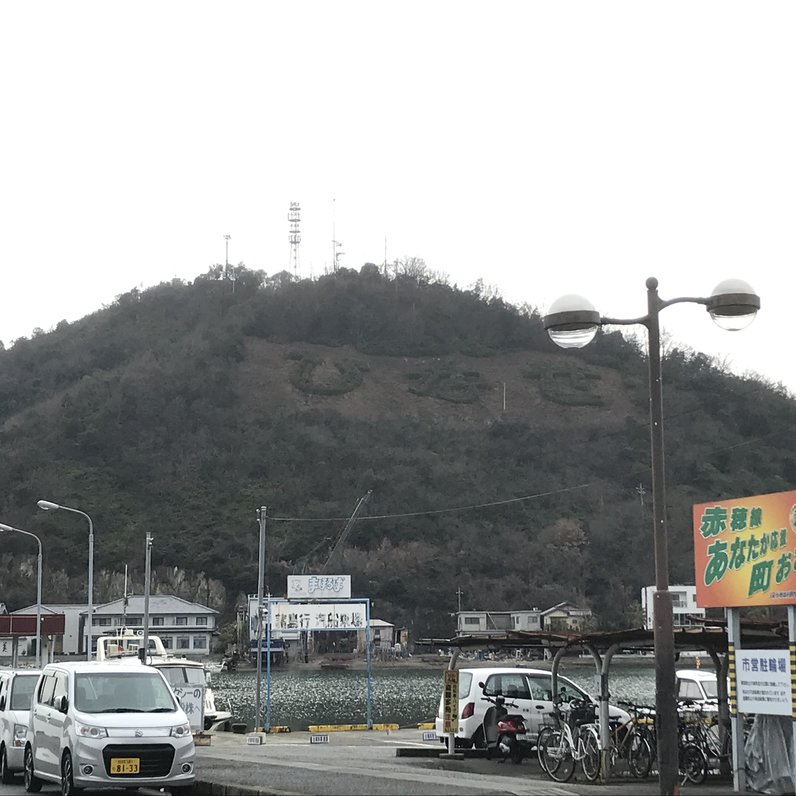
[
  {"left": 173, "top": 685, "right": 205, "bottom": 733},
  {"left": 310, "top": 734, "right": 329, "bottom": 744},
  {"left": 736, "top": 649, "right": 791, "bottom": 716},
  {"left": 422, "top": 731, "right": 438, "bottom": 741},
  {"left": 246, "top": 734, "right": 265, "bottom": 745},
  {"left": 287, "top": 575, "right": 351, "bottom": 600}
]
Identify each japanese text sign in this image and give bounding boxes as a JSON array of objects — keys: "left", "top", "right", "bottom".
[
  {"left": 271, "top": 602, "right": 366, "bottom": 631},
  {"left": 173, "top": 685, "right": 205, "bottom": 733},
  {"left": 442, "top": 670, "right": 459, "bottom": 734},
  {"left": 693, "top": 489, "right": 796, "bottom": 607},
  {"left": 735, "top": 650, "right": 792, "bottom": 716}
]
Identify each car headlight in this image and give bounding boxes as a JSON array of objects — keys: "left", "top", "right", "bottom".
[
  {"left": 13, "top": 724, "right": 28, "bottom": 746},
  {"left": 74, "top": 721, "right": 108, "bottom": 739},
  {"left": 170, "top": 722, "right": 192, "bottom": 738}
]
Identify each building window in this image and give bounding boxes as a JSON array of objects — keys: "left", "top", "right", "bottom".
[
  {"left": 152, "top": 617, "right": 164, "bottom": 626},
  {"left": 96, "top": 618, "right": 111, "bottom": 626},
  {"left": 162, "top": 637, "right": 173, "bottom": 649},
  {"left": 175, "top": 617, "right": 188, "bottom": 626},
  {"left": 193, "top": 637, "right": 207, "bottom": 649},
  {"left": 195, "top": 617, "right": 208, "bottom": 626},
  {"left": 463, "top": 617, "right": 480, "bottom": 625},
  {"left": 177, "top": 637, "right": 190, "bottom": 650},
  {"left": 126, "top": 617, "right": 141, "bottom": 626}
]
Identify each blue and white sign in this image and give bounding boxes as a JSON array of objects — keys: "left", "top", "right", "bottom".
[
  {"left": 287, "top": 575, "right": 351, "bottom": 600},
  {"left": 736, "top": 649, "right": 791, "bottom": 715}
]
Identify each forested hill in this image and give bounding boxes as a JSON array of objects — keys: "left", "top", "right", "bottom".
[{"left": 1, "top": 263, "right": 795, "bottom": 640}]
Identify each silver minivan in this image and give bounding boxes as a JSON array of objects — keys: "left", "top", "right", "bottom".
[
  {"left": 0, "top": 668, "right": 41, "bottom": 783},
  {"left": 24, "top": 661, "right": 195, "bottom": 795}
]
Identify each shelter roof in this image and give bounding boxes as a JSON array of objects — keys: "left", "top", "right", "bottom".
[{"left": 418, "top": 617, "right": 789, "bottom": 654}]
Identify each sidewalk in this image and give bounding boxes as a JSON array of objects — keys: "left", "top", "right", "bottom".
[{"left": 192, "top": 728, "right": 763, "bottom": 796}]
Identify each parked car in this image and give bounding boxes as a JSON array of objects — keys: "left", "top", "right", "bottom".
[
  {"left": 434, "top": 666, "right": 630, "bottom": 748},
  {"left": 24, "top": 661, "right": 195, "bottom": 794},
  {"left": 0, "top": 668, "right": 41, "bottom": 783},
  {"left": 676, "top": 668, "right": 720, "bottom": 713}
]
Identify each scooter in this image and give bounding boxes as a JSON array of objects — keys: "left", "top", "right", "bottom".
[{"left": 479, "top": 690, "right": 528, "bottom": 764}]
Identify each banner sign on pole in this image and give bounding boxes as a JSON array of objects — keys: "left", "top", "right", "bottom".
[
  {"left": 442, "top": 670, "right": 459, "bottom": 734},
  {"left": 693, "top": 489, "right": 796, "bottom": 607},
  {"left": 287, "top": 575, "right": 351, "bottom": 600},
  {"left": 735, "top": 649, "right": 791, "bottom": 715},
  {"left": 271, "top": 602, "right": 366, "bottom": 631}
]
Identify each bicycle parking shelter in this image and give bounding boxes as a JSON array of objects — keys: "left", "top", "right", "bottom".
[{"left": 421, "top": 617, "right": 791, "bottom": 786}]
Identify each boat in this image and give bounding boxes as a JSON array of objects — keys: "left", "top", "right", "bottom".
[{"left": 96, "top": 627, "right": 235, "bottom": 731}]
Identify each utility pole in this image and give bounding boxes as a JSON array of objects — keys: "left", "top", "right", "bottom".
[
  {"left": 456, "top": 586, "right": 464, "bottom": 613},
  {"left": 255, "top": 506, "right": 266, "bottom": 732},
  {"left": 142, "top": 533, "right": 152, "bottom": 663}
]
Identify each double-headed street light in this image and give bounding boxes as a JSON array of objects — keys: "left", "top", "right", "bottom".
[
  {"left": 37, "top": 500, "right": 95, "bottom": 660},
  {"left": 0, "top": 523, "right": 43, "bottom": 667},
  {"left": 544, "top": 277, "right": 759, "bottom": 796}
]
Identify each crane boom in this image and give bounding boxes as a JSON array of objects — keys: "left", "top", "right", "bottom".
[{"left": 321, "top": 490, "right": 372, "bottom": 573}]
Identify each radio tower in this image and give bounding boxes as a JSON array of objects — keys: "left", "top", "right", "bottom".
[{"left": 288, "top": 202, "right": 301, "bottom": 277}]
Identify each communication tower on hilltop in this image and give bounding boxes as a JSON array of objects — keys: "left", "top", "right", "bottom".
[{"left": 288, "top": 202, "right": 301, "bottom": 277}]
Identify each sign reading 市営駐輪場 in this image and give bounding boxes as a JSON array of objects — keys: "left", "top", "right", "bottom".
[{"left": 693, "top": 489, "right": 796, "bottom": 608}]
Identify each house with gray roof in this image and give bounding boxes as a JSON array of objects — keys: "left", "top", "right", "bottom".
[{"left": 92, "top": 595, "right": 218, "bottom": 657}]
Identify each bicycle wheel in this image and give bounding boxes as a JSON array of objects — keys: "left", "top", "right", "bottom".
[
  {"left": 628, "top": 733, "right": 653, "bottom": 779},
  {"left": 536, "top": 727, "right": 555, "bottom": 773},
  {"left": 540, "top": 729, "right": 575, "bottom": 783},
  {"left": 580, "top": 727, "right": 601, "bottom": 782},
  {"left": 680, "top": 742, "right": 707, "bottom": 785}
]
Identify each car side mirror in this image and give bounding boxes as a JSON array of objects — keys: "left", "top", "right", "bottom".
[
  {"left": 58, "top": 695, "right": 69, "bottom": 713},
  {"left": 478, "top": 682, "right": 485, "bottom": 689}
]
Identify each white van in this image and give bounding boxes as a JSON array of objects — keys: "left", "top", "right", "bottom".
[
  {"left": 24, "top": 661, "right": 195, "bottom": 795},
  {"left": 0, "top": 668, "right": 41, "bottom": 783},
  {"left": 434, "top": 666, "right": 629, "bottom": 748}
]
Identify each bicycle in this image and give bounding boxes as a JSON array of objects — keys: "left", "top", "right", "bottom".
[
  {"left": 608, "top": 702, "right": 654, "bottom": 778},
  {"left": 538, "top": 697, "right": 601, "bottom": 783}
]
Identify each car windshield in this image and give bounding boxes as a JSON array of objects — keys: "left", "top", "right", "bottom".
[
  {"left": 75, "top": 672, "right": 176, "bottom": 713},
  {"left": 10, "top": 674, "right": 38, "bottom": 711},
  {"left": 158, "top": 666, "right": 205, "bottom": 687},
  {"left": 703, "top": 680, "right": 718, "bottom": 698}
]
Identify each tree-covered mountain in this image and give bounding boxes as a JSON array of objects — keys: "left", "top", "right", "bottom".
[{"left": 1, "top": 263, "right": 794, "bottom": 640}]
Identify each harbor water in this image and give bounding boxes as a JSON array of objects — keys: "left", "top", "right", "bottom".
[{"left": 210, "top": 660, "right": 663, "bottom": 731}]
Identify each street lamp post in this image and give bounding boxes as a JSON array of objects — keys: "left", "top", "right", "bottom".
[
  {"left": 37, "top": 500, "right": 95, "bottom": 660},
  {"left": 0, "top": 523, "right": 43, "bottom": 667},
  {"left": 544, "top": 277, "right": 760, "bottom": 796}
]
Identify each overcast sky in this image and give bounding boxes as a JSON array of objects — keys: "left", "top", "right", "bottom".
[{"left": 2, "top": 1, "right": 794, "bottom": 393}]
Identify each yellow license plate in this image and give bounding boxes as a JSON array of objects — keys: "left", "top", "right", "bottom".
[{"left": 110, "top": 757, "right": 140, "bottom": 774}]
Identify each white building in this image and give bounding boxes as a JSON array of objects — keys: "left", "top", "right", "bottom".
[
  {"left": 92, "top": 595, "right": 218, "bottom": 657},
  {"left": 640, "top": 585, "right": 705, "bottom": 630},
  {"left": 12, "top": 603, "right": 85, "bottom": 656},
  {"left": 455, "top": 610, "right": 542, "bottom": 636},
  {"left": 13, "top": 595, "right": 218, "bottom": 657}
]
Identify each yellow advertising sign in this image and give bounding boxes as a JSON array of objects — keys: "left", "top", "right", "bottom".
[
  {"left": 693, "top": 489, "right": 796, "bottom": 608},
  {"left": 442, "top": 669, "right": 459, "bottom": 734}
]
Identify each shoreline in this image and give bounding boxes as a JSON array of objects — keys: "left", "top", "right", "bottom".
[{"left": 226, "top": 651, "right": 666, "bottom": 674}]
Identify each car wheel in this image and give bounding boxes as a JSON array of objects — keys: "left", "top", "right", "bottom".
[
  {"left": 1, "top": 744, "right": 14, "bottom": 784},
  {"left": 61, "top": 751, "right": 83, "bottom": 796},
  {"left": 23, "top": 747, "right": 42, "bottom": 793}
]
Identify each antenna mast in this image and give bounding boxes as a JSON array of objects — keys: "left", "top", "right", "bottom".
[
  {"left": 288, "top": 202, "right": 301, "bottom": 277},
  {"left": 331, "top": 198, "right": 343, "bottom": 271}
]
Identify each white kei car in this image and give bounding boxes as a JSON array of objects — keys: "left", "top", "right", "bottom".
[
  {"left": 0, "top": 668, "right": 41, "bottom": 783},
  {"left": 434, "top": 666, "right": 630, "bottom": 748}
]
